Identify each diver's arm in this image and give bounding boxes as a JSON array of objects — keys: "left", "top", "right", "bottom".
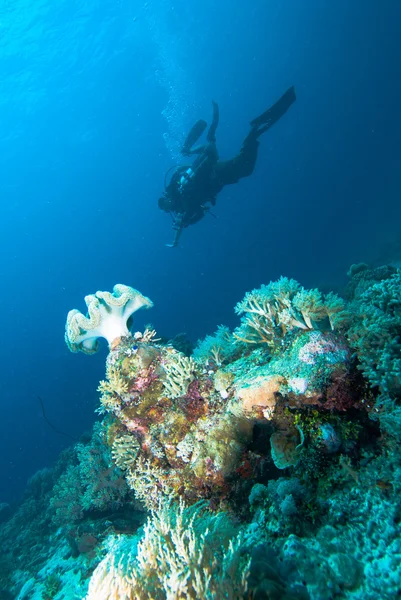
[
  {"left": 166, "top": 226, "right": 183, "bottom": 248},
  {"left": 166, "top": 214, "right": 184, "bottom": 248}
]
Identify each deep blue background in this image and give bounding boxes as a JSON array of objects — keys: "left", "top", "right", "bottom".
[{"left": 0, "top": 0, "right": 400, "bottom": 503}]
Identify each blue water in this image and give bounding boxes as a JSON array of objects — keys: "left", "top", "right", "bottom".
[{"left": 1, "top": 0, "right": 400, "bottom": 504}]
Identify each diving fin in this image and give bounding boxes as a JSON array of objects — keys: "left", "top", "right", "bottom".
[
  {"left": 250, "top": 86, "right": 296, "bottom": 130},
  {"left": 182, "top": 119, "right": 207, "bottom": 155},
  {"left": 207, "top": 101, "right": 219, "bottom": 143}
]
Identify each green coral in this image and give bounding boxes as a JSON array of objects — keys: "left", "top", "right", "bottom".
[
  {"left": 49, "top": 423, "right": 131, "bottom": 524},
  {"left": 193, "top": 325, "right": 237, "bottom": 366},
  {"left": 43, "top": 573, "right": 62, "bottom": 599},
  {"left": 234, "top": 277, "right": 349, "bottom": 350},
  {"left": 77, "top": 424, "right": 130, "bottom": 512},
  {"left": 49, "top": 464, "right": 84, "bottom": 525},
  {"left": 347, "top": 270, "right": 401, "bottom": 438},
  {"left": 348, "top": 271, "right": 401, "bottom": 394}
]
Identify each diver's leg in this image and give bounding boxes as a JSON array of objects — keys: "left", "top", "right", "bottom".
[
  {"left": 216, "top": 135, "right": 260, "bottom": 185},
  {"left": 207, "top": 101, "right": 219, "bottom": 143},
  {"left": 235, "top": 134, "right": 259, "bottom": 178},
  {"left": 250, "top": 85, "right": 296, "bottom": 130}
]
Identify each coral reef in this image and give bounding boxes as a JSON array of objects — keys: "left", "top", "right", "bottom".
[
  {"left": 2, "top": 270, "right": 401, "bottom": 600},
  {"left": 0, "top": 423, "right": 146, "bottom": 599},
  {"left": 77, "top": 278, "right": 365, "bottom": 513}
]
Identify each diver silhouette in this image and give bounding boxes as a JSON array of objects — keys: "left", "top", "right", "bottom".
[{"left": 158, "top": 86, "right": 296, "bottom": 247}]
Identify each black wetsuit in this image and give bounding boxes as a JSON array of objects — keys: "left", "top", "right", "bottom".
[{"left": 161, "top": 86, "right": 296, "bottom": 245}]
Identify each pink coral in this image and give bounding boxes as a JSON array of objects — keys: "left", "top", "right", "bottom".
[
  {"left": 124, "top": 418, "right": 150, "bottom": 437},
  {"left": 298, "top": 332, "right": 348, "bottom": 365}
]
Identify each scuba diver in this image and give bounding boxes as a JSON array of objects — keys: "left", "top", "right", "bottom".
[{"left": 158, "top": 86, "right": 296, "bottom": 247}]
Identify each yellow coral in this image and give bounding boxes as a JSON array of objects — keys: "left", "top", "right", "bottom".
[
  {"left": 162, "top": 352, "right": 196, "bottom": 399},
  {"left": 188, "top": 413, "right": 252, "bottom": 480},
  {"left": 97, "top": 381, "right": 121, "bottom": 413},
  {"left": 106, "top": 363, "right": 129, "bottom": 395},
  {"left": 125, "top": 456, "right": 174, "bottom": 508},
  {"left": 111, "top": 433, "right": 140, "bottom": 472},
  {"left": 97, "top": 362, "right": 130, "bottom": 412}
]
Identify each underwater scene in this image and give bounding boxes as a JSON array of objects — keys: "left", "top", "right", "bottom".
[{"left": 0, "top": 0, "right": 401, "bottom": 598}]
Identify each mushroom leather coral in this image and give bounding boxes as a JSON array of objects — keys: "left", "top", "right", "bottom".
[{"left": 65, "top": 284, "right": 153, "bottom": 354}]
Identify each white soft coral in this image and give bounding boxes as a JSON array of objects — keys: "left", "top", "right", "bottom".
[{"left": 65, "top": 284, "right": 153, "bottom": 354}]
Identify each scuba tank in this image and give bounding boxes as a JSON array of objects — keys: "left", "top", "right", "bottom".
[
  {"left": 165, "top": 109, "right": 218, "bottom": 197},
  {"left": 178, "top": 167, "right": 195, "bottom": 192},
  {"left": 178, "top": 149, "right": 212, "bottom": 193},
  {"left": 165, "top": 148, "right": 212, "bottom": 196}
]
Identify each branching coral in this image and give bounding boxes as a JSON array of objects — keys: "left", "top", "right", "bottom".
[
  {"left": 65, "top": 284, "right": 153, "bottom": 354},
  {"left": 193, "top": 325, "right": 237, "bottom": 367},
  {"left": 234, "top": 277, "right": 349, "bottom": 349},
  {"left": 85, "top": 499, "right": 250, "bottom": 600},
  {"left": 111, "top": 433, "right": 141, "bottom": 473},
  {"left": 97, "top": 355, "right": 134, "bottom": 413},
  {"left": 125, "top": 456, "right": 174, "bottom": 508},
  {"left": 234, "top": 277, "right": 301, "bottom": 345},
  {"left": 98, "top": 363, "right": 130, "bottom": 409},
  {"left": 161, "top": 351, "right": 196, "bottom": 399}
]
